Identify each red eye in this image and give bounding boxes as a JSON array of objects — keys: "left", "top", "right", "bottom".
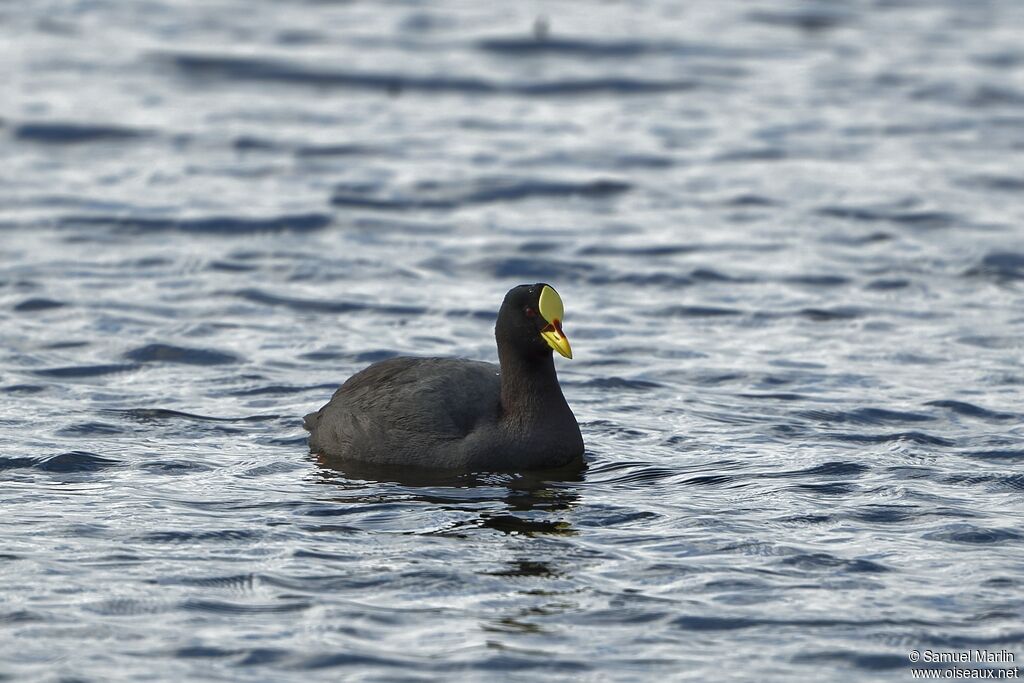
[{"left": 525, "top": 307, "right": 537, "bottom": 318}]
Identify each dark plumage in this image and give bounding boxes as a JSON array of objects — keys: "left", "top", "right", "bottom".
[{"left": 304, "top": 283, "right": 584, "bottom": 471}]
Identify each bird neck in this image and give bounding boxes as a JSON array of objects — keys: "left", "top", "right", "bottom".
[{"left": 497, "top": 344, "right": 568, "bottom": 422}]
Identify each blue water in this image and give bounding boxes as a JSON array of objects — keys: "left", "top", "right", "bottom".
[{"left": 2, "top": 1, "right": 1024, "bottom": 680}]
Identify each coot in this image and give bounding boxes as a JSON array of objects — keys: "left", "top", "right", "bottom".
[{"left": 304, "top": 283, "right": 584, "bottom": 470}]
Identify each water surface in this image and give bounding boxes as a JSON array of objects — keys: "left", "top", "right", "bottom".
[{"left": 2, "top": 1, "right": 1024, "bottom": 680}]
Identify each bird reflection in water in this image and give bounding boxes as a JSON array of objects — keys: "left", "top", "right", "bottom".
[
  {"left": 310, "top": 453, "right": 587, "bottom": 639},
  {"left": 311, "top": 451, "right": 585, "bottom": 537}
]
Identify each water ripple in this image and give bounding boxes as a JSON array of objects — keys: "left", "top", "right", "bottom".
[
  {"left": 56, "top": 213, "right": 332, "bottom": 235},
  {"left": 234, "top": 288, "right": 425, "bottom": 316},
  {"left": 124, "top": 343, "right": 241, "bottom": 366},
  {"left": 13, "top": 121, "right": 148, "bottom": 144},
  {"left": 331, "top": 177, "right": 630, "bottom": 210},
  {"left": 964, "top": 252, "right": 1024, "bottom": 282},
  {"left": 13, "top": 451, "right": 124, "bottom": 473},
  {"left": 166, "top": 53, "right": 703, "bottom": 96}
]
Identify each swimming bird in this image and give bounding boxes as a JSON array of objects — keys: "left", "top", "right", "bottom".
[{"left": 304, "top": 283, "right": 584, "bottom": 471}]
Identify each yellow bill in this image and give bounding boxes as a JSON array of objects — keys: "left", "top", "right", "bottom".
[{"left": 538, "top": 285, "right": 573, "bottom": 359}]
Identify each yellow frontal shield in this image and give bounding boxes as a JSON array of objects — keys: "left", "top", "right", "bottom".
[{"left": 538, "top": 285, "right": 573, "bottom": 359}]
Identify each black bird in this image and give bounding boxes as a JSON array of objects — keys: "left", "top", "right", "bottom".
[{"left": 304, "top": 283, "right": 584, "bottom": 471}]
